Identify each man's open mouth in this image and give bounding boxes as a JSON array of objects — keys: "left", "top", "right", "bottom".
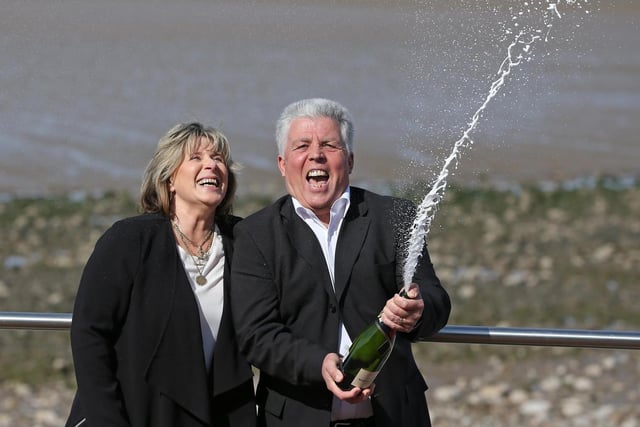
[{"left": 307, "top": 169, "right": 328, "bottom": 183}]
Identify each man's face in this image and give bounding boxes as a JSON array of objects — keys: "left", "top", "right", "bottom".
[{"left": 278, "top": 116, "right": 353, "bottom": 222}]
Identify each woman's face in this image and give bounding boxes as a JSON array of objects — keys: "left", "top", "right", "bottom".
[{"left": 170, "top": 138, "right": 228, "bottom": 214}]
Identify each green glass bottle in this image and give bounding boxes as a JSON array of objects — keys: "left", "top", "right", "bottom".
[
  {"left": 338, "top": 314, "right": 396, "bottom": 391},
  {"left": 338, "top": 289, "right": 410, "bottom": 391}
]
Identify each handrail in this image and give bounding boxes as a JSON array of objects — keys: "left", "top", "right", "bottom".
[
  {"left": 0, "top": 312, "right": 72, "bottom": 330},
  {"left": 421, "top": 324, "right": 640, "bottom": 350},
  {"left": 2, "top": 312, "right": 640, "bottom": 350}
]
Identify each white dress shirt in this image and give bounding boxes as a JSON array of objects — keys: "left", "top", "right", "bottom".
[
  {"left": 176, "top": 225, "right": 225, "bottom": 373},
  {"left": 292, "top": 187, "right": 374, "bottom": 421}
]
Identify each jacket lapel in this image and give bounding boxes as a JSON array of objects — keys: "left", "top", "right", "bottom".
[
  {"left": 280, "top": 198, "right": 335, "bottom": 299},
  {"left": 144, "top": 227, "right": 212, "bottom": 425},
  {"left": 335, "top": 189, "right": 370, "bottom": 302},
  {"left": 212, "top": 231, "right": 253, "bottom": 396}
]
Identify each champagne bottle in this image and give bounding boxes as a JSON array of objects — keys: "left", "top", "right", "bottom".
[
  {"left": 338, "top": 289, "right": 410, "bottom": 391},
  {"left": 338, "top": 314, "right": 396, "bottom": 391}
]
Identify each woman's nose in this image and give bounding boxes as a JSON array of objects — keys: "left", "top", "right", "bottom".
[{"left": 205, "top": 156, "right": 219, "bottom": 167}]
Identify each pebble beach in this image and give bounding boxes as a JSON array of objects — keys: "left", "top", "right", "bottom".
[{"left": 2, "top": 179, "right": 639, "bottom": 426}]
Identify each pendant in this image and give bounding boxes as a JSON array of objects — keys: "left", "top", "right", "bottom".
[{"left": 196, "top": 275, "right": 207, "bottom": 286}]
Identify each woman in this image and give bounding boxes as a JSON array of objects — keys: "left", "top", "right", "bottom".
[{"left": 66, "top": 123, "right": 256, "bottom": 427}]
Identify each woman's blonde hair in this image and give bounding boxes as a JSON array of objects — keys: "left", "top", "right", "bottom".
[{"left": 140, "top": 122, "right": 239, "bottom": 217}]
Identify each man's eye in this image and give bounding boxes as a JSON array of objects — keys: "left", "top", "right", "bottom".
[
  {"left": 293, "top": 144, "right": 309, "bottom": 151},
  {"left": 322, "top": 143, "right": 341, "bottom": 151}
]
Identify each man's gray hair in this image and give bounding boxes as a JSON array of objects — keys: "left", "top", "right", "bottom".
[{"left": 275, "top": 98, "right": 354, "bottom": 156}]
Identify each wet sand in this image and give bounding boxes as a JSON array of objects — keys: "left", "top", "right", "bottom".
[{"left": 1, "top": 0, "right": 638, "bottom": 197}]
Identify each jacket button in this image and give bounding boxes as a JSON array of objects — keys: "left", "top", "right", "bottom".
[{"left": 329, "top": 304, "right": 337, "bottom": 313}]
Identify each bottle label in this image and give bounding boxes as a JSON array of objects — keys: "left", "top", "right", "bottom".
[{"left": 350, "top": 368, "right": 379, "bottom": 389}]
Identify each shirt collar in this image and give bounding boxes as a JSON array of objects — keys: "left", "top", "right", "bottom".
[{"left": 292, "top": 187, "right": 351, "bottom": 223}]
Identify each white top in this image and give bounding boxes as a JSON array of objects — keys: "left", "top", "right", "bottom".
[
  {"left": 292, "top": 187, "right": 374, "bottom": 420},
  {"left": 176, "top": 225, "right": 225, "bottom": 373}
]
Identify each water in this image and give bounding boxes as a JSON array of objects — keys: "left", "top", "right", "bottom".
[
  {"left": 1, "top": 0, "right": 638, "bottom": 198},
  {"left": 402, "top": 0, "right": 601, "bottom": 288}
]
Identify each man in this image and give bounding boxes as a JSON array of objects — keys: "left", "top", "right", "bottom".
[{"left": 230, "top": 98, "right": 450, "bottom": 427}]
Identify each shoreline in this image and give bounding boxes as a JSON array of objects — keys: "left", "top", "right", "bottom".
[
  {"left": 2, "top": 171, "right": 637, "bottom": 203},
  {"left": 2, "top": 143, "right": 638, "bottom": 200}
]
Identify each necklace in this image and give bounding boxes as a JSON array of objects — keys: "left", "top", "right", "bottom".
[
  {"left": 173, "top": 221, "right": 215, "bottom": 286},
  {"left": 172, "top": 222, "right": 214, "bottom": 259}
]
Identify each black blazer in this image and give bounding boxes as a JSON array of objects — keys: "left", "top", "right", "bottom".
[
  {"left": 230, "top": 187, "right": 451, "bottom": 427},
  {"left": 66, "top": 213, "right": 256, "bottom": 427}
]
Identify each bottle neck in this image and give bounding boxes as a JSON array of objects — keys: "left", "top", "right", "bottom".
[
  {"left": 376, "top": 316, "right": 396, "bottom": 339},
  {"left": 376, "top": 288, "right": 411, "bottom": 338}
]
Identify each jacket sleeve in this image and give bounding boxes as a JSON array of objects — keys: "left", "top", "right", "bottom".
[
  {"left": 229, "top": 222, "right": 329, "bottom": 386},
  {"left": 70, "top": 221, "right": 139, "bottom": 426}
]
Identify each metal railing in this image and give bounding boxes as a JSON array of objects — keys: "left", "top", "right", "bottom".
[{"left": 2, "top": 312, "right": 640, "bottom": 350}]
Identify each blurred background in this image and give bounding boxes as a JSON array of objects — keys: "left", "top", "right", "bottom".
[
  {"left": 1, "top": 0, "right": 638, "bottom": 197},
  {"left": 1, "top": 1, "right": 639, "bottom": 426}
]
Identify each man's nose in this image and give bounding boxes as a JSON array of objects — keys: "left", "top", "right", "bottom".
[{"left": 309, "top": 143, "right": 326, "bottom": 159}]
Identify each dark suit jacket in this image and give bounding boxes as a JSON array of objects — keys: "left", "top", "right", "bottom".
[
  {"left": 66, "top": 213, "right": 256, "bottom": 427},
  {"left": 230, "top": 187, "right": 451, "bottom": 427}
]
